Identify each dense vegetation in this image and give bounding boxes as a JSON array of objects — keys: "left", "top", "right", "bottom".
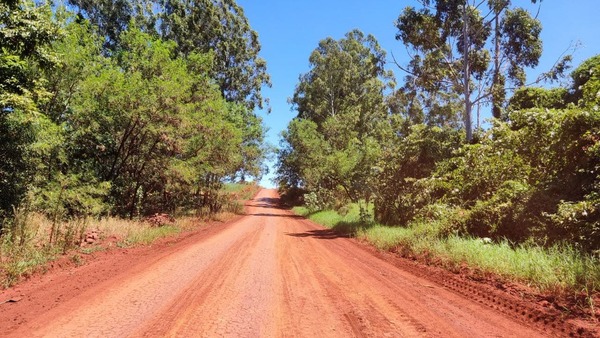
[
  {"left": 277, "top": 0, "right": 600, "bottom": 256},
  {"left": 0, "top": 0, "right": 268, "bottom": 233}
]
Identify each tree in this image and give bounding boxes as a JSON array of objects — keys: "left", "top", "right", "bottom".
[
  {"left": 0, "top": 0, "right": 60, "bottom": 227},
  {"left": 67, "top": 0, "right": 270, "bottom": 111},
  {"left": 394, "top": 0, "right": 542, "bottom": 141},
  {"left": 278, "top": 30, "right": 392, "bottom": 207},
  {"left": 157, "top": 0, "right": 270, "bottom": 110}
]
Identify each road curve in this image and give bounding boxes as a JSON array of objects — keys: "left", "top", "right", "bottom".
[{"left": 4, "top": 189, "right": 547, "bottom": 337}]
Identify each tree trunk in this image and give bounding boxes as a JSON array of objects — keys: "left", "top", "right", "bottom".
[
  {"left": 492, "top": 5, "right": 503, "bottom": 119},
  {"left": 462, "top": 2, "right": 473, "bottom": 142}
]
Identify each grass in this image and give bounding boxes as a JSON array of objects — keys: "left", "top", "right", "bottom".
[
  {"left": 117, "top": 225, "right": 180, "bottom": 247},
  {"left": 294, "top": 204, "right": 600, "bottom": 296},
  {"left": 222, "top": 182, "right": 262, "bottom": 201},
  {"left": 0, "top": 183, "right": 259, "bottom": 288}
]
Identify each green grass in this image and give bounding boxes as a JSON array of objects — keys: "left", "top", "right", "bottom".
[
  {"left": 118, "top": 225, "right": 180, "bottom": 247},
  {"left": 0, "top": 244, "right": 60, "bottom": 288},
  {"left": 294, "top": 204, "right": 600, "bottom": 295}
]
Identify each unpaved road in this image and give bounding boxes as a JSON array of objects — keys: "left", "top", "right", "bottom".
[{"left": 0, "top": 190, "right": 573, "bottom": 337}]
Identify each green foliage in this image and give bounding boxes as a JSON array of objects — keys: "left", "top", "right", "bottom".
[
  {"left": 0, "top": 0, "right": 61, "bottom": 228},
  {"left": 570, "top": 54, "right": 600, "bottom": 108},
  {"left": 365, "top": 56, "right": 600, "bottom": 253},
  {"left": 278, "top": 30, "right": 392, "bottom": 206},
  {"left": 508, "top": 87, "right": 568, "bottom": 110},
  {"left": 374, "top": 124, "right": 462, "bottom": 225},
  {"left": 510, "top": 54, "right": 600, "bottom": 112},
  {"left": 395, "top": 0, "right": 543, "bottom": 139},
  {"left": 157, "top": 0, "right": 271, "bottom": 110},
  {"left": 1, "top": 4, "right": 268, "bottom": 235},
  {"left": 419, "top": 107, "right": 600, "bottom": 250},
  {"left": 39, "top": 22, "right": 264, "bottom": 218},
  {"left": 67, "top": 0, "right": 270, "bottom": 110},
  {"left": 303, "top": 191, "right": 330, "bottom": 213},
  {"left": 462, "top": 180, "right": 532, "bottom": 240}
]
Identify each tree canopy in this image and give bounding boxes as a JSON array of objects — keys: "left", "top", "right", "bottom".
[
  {"left": 0, "top": 0, "right": 268, "bottom": 230},
  {"left": 66, "top": 0, "right": 271, "bottom": 111},
  {"left": 278, "top": 30, "right": 392, "bottom": 209},
  {"left": 394, "top": 0, "right": 542, "bottom": 141}
]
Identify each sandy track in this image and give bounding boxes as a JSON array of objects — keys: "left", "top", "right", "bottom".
[{"left": 1, "top": 189, "right": 555, "bottom": 337}]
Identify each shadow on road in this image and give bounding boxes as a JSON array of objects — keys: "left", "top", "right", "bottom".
[
  {"left": 249, "top": 213, "right": 305, "bottom": 219},
  {"left": 285, "top": 229, "right": 349, "bottom": 240},
  {"left": 248, "top": 197, "right": 295, "bottom": 210}
]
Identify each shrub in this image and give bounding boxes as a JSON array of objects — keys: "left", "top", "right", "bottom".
[{"left": 304, "top": 191, "right": 327, "bottom": 213}]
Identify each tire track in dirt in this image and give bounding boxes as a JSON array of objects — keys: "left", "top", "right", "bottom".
[
  {"left": 278, "top": 216, "right": 546, "bottom": 337},
  {"left": 135, "top": 209, "right": 280, "bottom": 337}
]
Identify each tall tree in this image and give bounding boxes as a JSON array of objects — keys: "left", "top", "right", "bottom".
[
  {"left": 0, "top": 0, "right": 60, "bottom": 226},
  {"left": 65, "top": 0, "right": 155, "bottom": 50},
  {"left": 278, "top": 30, "right": 392, "bottom": 206},
  {"left": 67, "top": 0, "right": 270, "bottom": 111},
  {"left": 395, "top": 0, "right": 542, "bottom": 141},
  {"left": 157, "top": 0, "right": 270, "bottom": 110}
]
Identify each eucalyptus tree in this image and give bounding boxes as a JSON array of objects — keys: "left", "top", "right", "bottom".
[
  {"left": 395, "top": 0, "right": 542, "bottom": 141},
  {"left": 65, "top": 0, "right": 154, "bottom": 50},
  {"left": 278, "top": 30, "right": 393, "bottom": 208}
]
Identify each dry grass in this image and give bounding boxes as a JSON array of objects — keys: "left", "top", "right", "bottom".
[
  {"left": 0, "top": 183, "right": 258, "bottom": 288},
  {"left": 0, "top": 211, "right": 241, "bottom": 288}
]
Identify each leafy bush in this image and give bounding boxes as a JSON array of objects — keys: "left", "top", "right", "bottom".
[
  {"left": 374, "top": 124, "right": 462, "bottom": 225},
  {"left": 462, "top": 180, "right": 532, "bottom": 240},
  {"left": 508, "top": 87, "right": 568, "bottom": 110},
  {"left": 549, "top": 199, "right": 600, "bottom": 253},
  {"left": 422, "top": 108, "right": 600, "bottom": 250},
  {"left": 304, "top": 191, "right": 328, "bottom": 213}
]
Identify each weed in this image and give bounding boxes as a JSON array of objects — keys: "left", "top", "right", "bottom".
[
  {"left": 80, "top": 246, "right": 105, "bottom": 255},
  {"left": 71, "top": 254, "right": 84, "bottom": 266}
]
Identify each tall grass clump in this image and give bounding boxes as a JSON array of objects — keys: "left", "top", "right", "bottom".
[
  {"left": 0, "top": 208, "right": 61, "bottom": 287},
  {"left": 118, "top": 226, "right": 180, "bottom": 247}
]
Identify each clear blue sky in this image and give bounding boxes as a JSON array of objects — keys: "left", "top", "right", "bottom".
[{"left": 236, "top": 0, "right": 600, "bottom": 188}]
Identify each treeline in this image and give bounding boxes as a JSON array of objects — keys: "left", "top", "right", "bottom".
[
  {"left": 0, "top": 0, "right": 268, "bottom": 232},
  {"left": 277, "top": 0, "right": 600, "bottom": 253}
]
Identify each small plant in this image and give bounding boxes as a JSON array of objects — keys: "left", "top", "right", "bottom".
[
  {"left": 60, "top": 219, "right": 87, "bottom": 254},
  {"left": 304, "top": 191, "right": 330, "bottom": 213},
  {"left": 70, "top": 254, "right": 84, "bottom": 266}
]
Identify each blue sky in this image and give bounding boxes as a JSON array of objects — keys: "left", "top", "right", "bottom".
[{"left": 236, "top": 0, "right": 600, "bottom": 188}]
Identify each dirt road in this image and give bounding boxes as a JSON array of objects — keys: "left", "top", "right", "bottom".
[{"left": 0, "top": 189, "right": 565, "bottom": 337}]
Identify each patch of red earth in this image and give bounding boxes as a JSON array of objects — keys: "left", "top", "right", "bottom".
[{"left": 361, "top": 243, "right": 599, "bottom": 337}]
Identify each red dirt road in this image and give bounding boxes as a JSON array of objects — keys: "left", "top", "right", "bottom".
[{"left": 0, "top": 190, "right": 571, "bottom": 337}]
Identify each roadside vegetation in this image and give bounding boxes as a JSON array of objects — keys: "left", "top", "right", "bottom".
[
  {"left": 0, "top": 1, "right": 267, "bottom": 287},
  {"left": 0, "top": 182, "right": 260, "bottom": 288},
  {"left": 295, "top": 205, "right": 599, "bottom": 297},
  {"left": 278, "top": 0, "right": 600, "bottom": 313}
]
